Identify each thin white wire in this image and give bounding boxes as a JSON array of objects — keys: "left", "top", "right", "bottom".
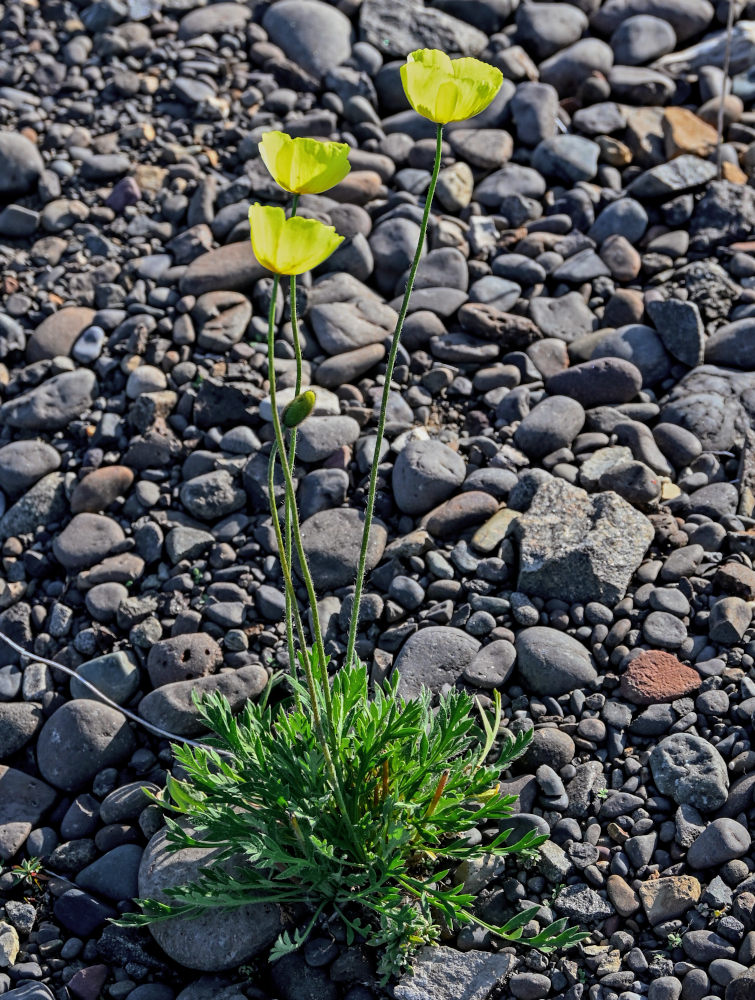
[{"left": 0, "top": 629, "right": 228, "bottom": 755}]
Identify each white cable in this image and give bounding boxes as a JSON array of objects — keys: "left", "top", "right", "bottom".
[{"left": 0, "top": 629, "right": 229, "bottom": 756}]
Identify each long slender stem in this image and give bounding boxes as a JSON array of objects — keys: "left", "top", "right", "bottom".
[
  {"left": 282, "top": 191, "right": 301, "bottom": 679},
  {"left": 345, "top": 122, "right": 444, "bottom": 669},
  {"left": 266, "top": 275, "right": 335, "bottom": 735},
  {"left": 267, "top": 445, "right": 304, "bottom": 713},
  {"left": 266, "top": 280, "right": 360, "bottom": 853}
]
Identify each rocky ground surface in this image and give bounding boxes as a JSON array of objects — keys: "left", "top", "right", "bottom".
[{"left": 2, "top": 0, "right": 755, "bottom": 998}]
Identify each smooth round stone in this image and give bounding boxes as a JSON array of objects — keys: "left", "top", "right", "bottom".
[
  {"left": 591, "top": 324, "right": 670, "bottom": 386},
  {"left": 653, "top": 422, "right": 702, "bottom": 467},
  {"left": 71, "top": 647, "right": 138, "bottom": 707},
  {"left": 296, "top": 416, "right": 360, "bottom": 463},
  {"left": 0, "top": 702, "right": 44, "bottom": 758},
  {"left": 0, "top": 133, "right": 44, "bottom": 197},
  {"left": 299, "top": 508, "right": 386, "bottom": 589},
  {"left": 0, "top": 440, "right": 61, "bottom": 498},
  {"left": 392, "top": 438, "right": 466, "bottom": 516},
  {"left": 514, "top": 396, "right": 585, "bottom": 458},
  {"left": 394, "top": 626, "right": 480, "bottom": 699},
  {"left": 85, "top": 582, "right": 129, "bottom": 622},
  {"left": 546, "top": 358, "right": 642, "bottom": 407},
  {"left": 126, "top": 365, "right": 167, "bottom": 399},
  {"left": 515, "top": 626, "right": 598, "bottom": 696},
  {"left": 650, "top": 733, "right": 729, "bottom": 813},
  {"left": 520, "top": 728, "right": 575, "bottom": 771},
  {"left": 532, "top": 135, "right": 600, "bottom": 183},
  {"left": 70, "top": 466, "right": 134, "bottom": 514},
  {"left": 462, "top": 639, "right": 516, "bottom": 689},
  {"left": 642, "top": 610, "right": 687, "bottom": 649},
  {"left": 138, "top": 827, "right": 283, "bottom": 970},
  {"left": 687, "top": 819, "right": 751, "bottom": 869},
  {"left": 27, "top": 307, "right": 96, "bottom": 362},
  {"left": 610, "top": 14, "right": 677, "bottom": 64},
  {"left": 590, "top": 198, "right": 649, "bottom": 245},
  {"left": 76, "top": 844, "right": 143, "bottom": 902},
  {"left": 72, "top": 325, "right": 106, "bottom": 363},
  {"left": 37, "top": 700, "right": 136, "bottom": 791},
  {"left": 53, "top": 514, "right": 126, "bottom": 571}
]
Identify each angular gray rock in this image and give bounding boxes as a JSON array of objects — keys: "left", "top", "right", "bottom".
[
  {"left": 513, "top": 477, "right": 654, "bottom": 604},
  {"left": 138, "top": 827, "right": 284, "bottom": 970},
  {"left": 394, "top": 945, "right": 511, "bottom": 1000}
]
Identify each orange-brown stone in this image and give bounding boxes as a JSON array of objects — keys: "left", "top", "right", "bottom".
[
  {"left": 620, "top": 650, "right": 701, "bottom": 705},
  {"left": 662, "top": 107, "right": 718, "bottom": 159}
]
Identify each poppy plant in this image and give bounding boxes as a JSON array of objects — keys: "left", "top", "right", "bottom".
[
  {"left": 400, "top": 48, "right": 503, "bottom": 124},
  {"left": 248, "top": 203, "right": 343, "bottom": 276},
  {"left": 259, "top": 131, "right": 351, "bottom": 195}
]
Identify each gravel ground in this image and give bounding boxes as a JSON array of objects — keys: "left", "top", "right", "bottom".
[{"left": 2, "top": 0, "right": 755, "bottom": 998}]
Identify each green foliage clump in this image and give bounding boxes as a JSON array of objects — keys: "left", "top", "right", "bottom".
[{"left": 118, "top": 659, "right": 586, "bottom": 981}]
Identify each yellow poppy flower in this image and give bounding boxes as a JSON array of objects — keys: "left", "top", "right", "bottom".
[
  {"left": 258, "top": 131, "right": 351, "bottom": 195},
  {"left": 248, "top": 203, "right": 343, "bottom": 276},
  {"left": 400, "top": 48, "right": 503, "bottom": 124}
]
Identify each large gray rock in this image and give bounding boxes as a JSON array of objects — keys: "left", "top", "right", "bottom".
[
  {"left": 263, "top": 0, "right": 353, "bottom": 77},
  {"left": 360, "top": 0, "right": 487, "bottom": 58},
  {"left": 513, "top": 477, "right": 654, "bottom": 604},
  {"left": 393, "top": 626, "right": 480, "bottom": 699},
  {"left": 394, "top": 945, "right": 511, "bottom": 1000},
  {"left": 138, "top": 827, "right": 284, "bottom": 970},
  {"left": 392, "top": 439, "right": 466, "bottom": 516},
  {"left": 515, "top": 627, "right": 598, "bottom": 696},
  {"left": 0, "top": 370, "right": 97, "bottom": 431},
  {"left": 650, "top": 734, "right": 729, "bottom": 813},
  {"left": 36, "top": 700, "right": 135, "bottom": 792},
  {"left": 299, "top": 508, "right": 387, "bottom": 589}
]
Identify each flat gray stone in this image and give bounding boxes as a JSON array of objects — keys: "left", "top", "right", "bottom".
[
  {"left": 392, "top": 439, "right": 466, "bottom": 516},
  {"left": 394, "top": 945, "right": 511, "bottom": 1000},
  {"left": 138, "top": 827, "right": 283, "bottom": 970},
  {"left": 138, "top": 665, "right": 268, "bottom": 737},
  {"left": 0, "top": 370, "right": 97, "bottom": 431},
  {"left": 513, "top": 477, "right": 654, "bottom": 604}
]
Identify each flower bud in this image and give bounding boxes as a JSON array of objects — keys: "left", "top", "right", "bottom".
[{"left": 282, "top": 390, "right": 316, "bottom": 428}]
